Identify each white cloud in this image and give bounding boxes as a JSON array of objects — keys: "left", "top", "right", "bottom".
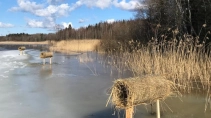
[
  {"left": 27, "top": 19, "right": 43, "bottom": 28},
  {"left": 70, "top": 0, "right": 142, "bottom": 10},
  {"left": 9, "top": 0, "right": 144, "bottom": 30},
  {"left": 34, "top": 4, "right": 70, "bottom": 17},
  {"left": 10, "top": 0, "right": 71, "bottom": 29},
  {"left": 62, "top": 22, "right": 72, "bottom": 28},
  {"left": 47, "top": 0, "right": 64, "bottom": 4},
  {"left": 79, "top": 19, "right": 86, "bottom": 23},
  {"left": 113, "top": 0, "right": 141, "bottom": 10},
  {"left": 10, "top": 0, "right": 71, "bottom": 17},
  {"left": 0, "top": 22, "right": 14, "bottom": 28},
  {"left": 107, "top": 19, "right": 115, "bottom": 23},
  {"left": 76, "top": 0, "right": 112, "bottom": 9},
  {"left": 27, "top": 17, "right": 56, "bottom": 28},
  {"left": 9, "top": 0, "right": 43, "bottom": 12}
]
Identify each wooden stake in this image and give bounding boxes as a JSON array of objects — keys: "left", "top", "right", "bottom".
[
  {"left": 50, "top": 58, "right": 52, "bottom": 64},
  {"left": 156, "top": 99, "right": 160, "bottom": 118},
  {"left": 126, "top": 107, "right": 133, "bottom": 118},
  {"left": 43, "top": 59, "right": 45, "bottom": 65}
]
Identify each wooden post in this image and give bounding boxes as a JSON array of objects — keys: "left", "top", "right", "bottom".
[
  {"left": 43, "top": 59, "right": 45, "bottom": 65},
  {"left": 156, "top": 99, "right": 160, "bottom": 118},
  {"left": 126, "top": 107, "right": 133, "bottom": 118},
  {"left": 50, "top": 58, "right": 52, "bottom": 64}
]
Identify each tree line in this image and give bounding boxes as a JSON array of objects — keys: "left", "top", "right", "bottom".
[{"left": 0, "top": 0, "right": 211, "bottom": 49}]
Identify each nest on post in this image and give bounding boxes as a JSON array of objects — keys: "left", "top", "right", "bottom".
[
  {"left": 108, "top": 75, "right": 176, "bottom": 109},
  {"left": 18, "top": 46, "right": 26, "bottom": 51},
  {"left": 40, "top": 52, "right": 53, "bottom": 58}
]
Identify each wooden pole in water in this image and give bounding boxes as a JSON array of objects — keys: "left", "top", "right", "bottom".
[
  {"left": 156, "top": 99, "right": 160, "bottom": 118},
  {"left": 50, "top": 58, "right": 52, "bottom": 64},
  {"left": 43, "top": 59, "right": 45, "bottom": 65},
  {"left": 126, "top": 107, "right": 133, "bottom": 118}
]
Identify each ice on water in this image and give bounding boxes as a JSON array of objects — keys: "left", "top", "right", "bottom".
[{"left": 0, "top": 50, "right": 28, "bottom": 78}]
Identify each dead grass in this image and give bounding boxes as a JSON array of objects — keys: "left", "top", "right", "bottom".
[
  {"left": 108, "top": 33, "right": 211, "bottom": 93},
  {"left": 107, "top": 31, "right": 211, "bottom": 111},
  {"left": 49, "top": 39, "right": 101, "bottom": 53}
]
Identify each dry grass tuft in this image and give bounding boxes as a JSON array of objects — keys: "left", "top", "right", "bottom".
[
  {"left": 108, "top": 75, "right": 177, "bottom": 109},
  {"left": 49, "top": 39, "right": 101, "bottom": 53}
]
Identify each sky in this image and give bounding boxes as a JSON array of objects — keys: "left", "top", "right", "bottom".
[{"left": 0, "top": 0, "right": 143, "bottom": 36}]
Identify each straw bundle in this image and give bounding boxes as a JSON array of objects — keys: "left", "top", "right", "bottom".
[
  {"left": 40, "top": 52, "right": 53, "bottom": 58},
  {"left": 109, "top": 75, "right": 175, "bottom": 109},
  {"left": 18, "top": 46, "right": 26, "bottom": 51}
]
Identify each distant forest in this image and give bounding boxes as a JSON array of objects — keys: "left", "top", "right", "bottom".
[{"left": 1, "top": 0, "right": 211, "bottom": 45}]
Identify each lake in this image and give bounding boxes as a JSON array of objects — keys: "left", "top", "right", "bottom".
[{"left": 0, "top": 45, "right": 210, "bottom": 118}]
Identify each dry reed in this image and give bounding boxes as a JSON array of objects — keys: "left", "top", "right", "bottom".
[
  {"left": 49, "top": 39, "right": 101, "bottom": 53},
  {"left": 108, "top": 33, "right": 211, "bottom": 93},
  {"left": 108, "top": 75, "right": 176, "bottom": 109}
]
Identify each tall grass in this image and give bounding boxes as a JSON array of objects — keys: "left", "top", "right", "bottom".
[
  {"left": 108, "top": 28, "right": 211, "bottom": 93},
  {"left": 49, "top": 39, "right": 101, "bottom": 53}
]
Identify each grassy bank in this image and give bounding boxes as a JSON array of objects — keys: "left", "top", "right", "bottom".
[{"left": 49, "top": 39, "right": 101, "bottom": 53}]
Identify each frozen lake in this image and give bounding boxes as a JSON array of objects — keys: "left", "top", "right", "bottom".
[{"left": 0, "top": 45, "right": 211, "bottom": 118}]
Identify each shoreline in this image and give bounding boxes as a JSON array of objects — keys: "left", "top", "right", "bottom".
[{"left": 0, "top": 41, "right": 49, "bottom": 45}]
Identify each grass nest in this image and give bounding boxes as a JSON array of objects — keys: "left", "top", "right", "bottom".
[
  {"left": 108, "top": 75, "right": 177, "bottom": 109},
  {"left": 40, "top": 52, "right": 53, "bottom": 58},
  {"left": 18, "top": 46, "right": 26, "bottom": 51}
]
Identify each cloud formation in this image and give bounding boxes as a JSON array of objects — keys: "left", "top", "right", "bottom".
[
  {"left": 62, "top": 22, "right": 72, "bottom": 28},
  {"left": 113, "top": 0, "right": 141, "bottom": 10},
  {"left": 10, "top": 0, "right": 71, "bottom": 29},
  {"left": 9, "top": 0, "right": 142, "bottom": 29},
  {"left": 0, "top": 22, "right": 14, "bottom": 28},
  {"left": 10, "top": 0, "right": 43, "bottom": 13},
  {"left": 79, "top": 19, "right": 86, "bottom": 23},
  {"left": 107, "top": 19, "right": 115, "bottom": 23},
  {"left": 73, "top": 0, "right": 141, "bottom": 10},
  {"left": 47, "top": 0, "right": 64, "bottom": 4}
]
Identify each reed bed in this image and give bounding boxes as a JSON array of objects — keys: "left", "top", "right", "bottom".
[
  {"left": 49, "top": 39, "right": 101, "bottom": 53},
  {"left": 126, "top": 38, "right": 211, "bottom": 92},
  {"left": 106, "top": 29, "right": 211, "bottom": 111},
  {"left": 108, "top": 32, "right": 211, "bottom": 92}
]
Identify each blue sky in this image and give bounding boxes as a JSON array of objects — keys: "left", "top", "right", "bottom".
[{"left": 0, "top": 0, "right": 143, "bottom": 36}]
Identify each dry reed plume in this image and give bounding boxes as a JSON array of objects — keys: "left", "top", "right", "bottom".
[{"left": 49, "top": 39, "right": 101, "bottom": 53}]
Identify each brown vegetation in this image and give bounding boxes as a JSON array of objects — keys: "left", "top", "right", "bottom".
[
  {"left": 108, "top": 75, "right": 176, "bottom": 109},
  {"left": 40, "top": 52, "right": 53, "bottom": 58},
  {"left": 49, "top": 39, "right": 101, "bottom": 53}
]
